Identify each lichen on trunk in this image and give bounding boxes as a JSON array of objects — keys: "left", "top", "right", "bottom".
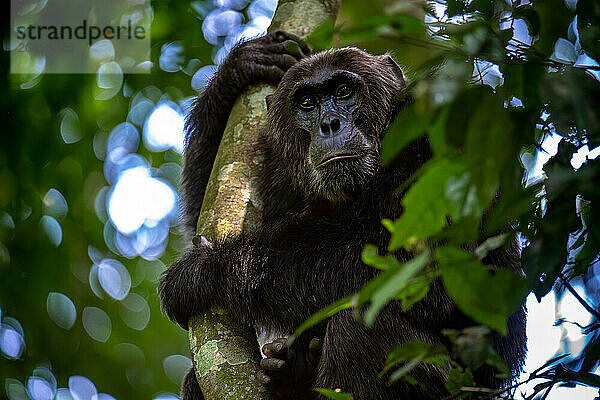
[{"left": 188, "top": 1, "right": 341, "bottom": 399}]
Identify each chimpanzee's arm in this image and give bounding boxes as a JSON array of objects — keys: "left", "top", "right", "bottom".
[
  {"left": 181, "top": 31, "right": 310, "bottom": 236},
  {"left": 159, "top": 223, "right": 373, "bottom": 332}
]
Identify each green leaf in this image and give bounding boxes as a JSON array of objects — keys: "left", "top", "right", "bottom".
[
  {"left": 382, "top": 340, "right": 449, "bottom": 382},
  {"left": 522, "top": 237, "right": 565, "bottom": 300},
  {"left": 521, "top": 183, "right": 577, "bottom": 299},
  {"left": 306, "top": 18, "right": 336, "bottom": 49},
  {"left": 381, "top": 218, "right": 395, "bottom": 233},
  {"left": 388, "top": 159, "right": 464, "bottom": 251},
  {"left": 395, "top": 273, "right": 433, "bottom": 311},
  {"left": 485, "top": 184, "right": 541, "bottom": 235},
  {"left": 313, "top": 388, "right": 353, "bottom": 400},
  {"left": 445, "top": 171, "right": 484, "bottom": 220},
  {"left": 381, "top": 105, "right": 433, "bottom": 165},
  {"left": 468, "top": 0, "right": 494, "bottom": 19},
  {"left": 427, "top": 105, "right": 450, "bottom": 156},
  {"left": 388, "top": 357, "right": 423, "bottom": 384},
  {"left": 447, "top": 0, "right": 466, "bottom": 17},
  {"left": 444, "top": 87, "right": 489, "bottom": 148},
  {"left": 534, "top": 0, "right": 575, "bottom": 56},
  {"left": 362, "top": 244, "right": 401, "bottom": 270},
  {"left": 473, "top": 233, "right": 509, "bottom": 260},
  {"left": 486, "top": 352, "right": 509, "bottom": 377},
  {"left": 356, "top": 251, "right": 430, "bottom": 326},
  {"left": 452, "top": 326, "right": 494, "bottom": 370},
  {"left": 464, "top": 91, "right": 513, "bottom": 205},
  {"left": 290, "top": 296, "right": 352, "bottom": 341},
  {"left": 436, "top": 217, "right": 480, "bottom": 244},
  {"left": 577, "top": 0, "right": 600, "bottom": 59},
  {"left": 340, "top": 14, "right": 425, "bottom": 42},
  {"left": 436, "top": 246, "right": 528, "bottom": 334},
  {"left": 445, "top": 367, "right": 474, "bottom": 395},
  {"left": 541, "top": 68, "right": 600, "bottom": 140}
]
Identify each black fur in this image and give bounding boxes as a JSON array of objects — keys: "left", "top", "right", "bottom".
[{"left": 159, "top": 32, "right": 526, "bottom": 399}]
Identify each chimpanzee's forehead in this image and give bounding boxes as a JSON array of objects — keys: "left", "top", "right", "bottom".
[
  {"left": 286, "top": 51, "right": 370, "bottom": 82},
  {"left": 303, "top": 65, "right": 346, "bottom": 82}
]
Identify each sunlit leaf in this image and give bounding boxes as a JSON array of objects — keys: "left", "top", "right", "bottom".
[
  {"left": 395, "top": 273, "right": 433, "bottom": 311},
  {"left": 388, "top": 159, "right": 464, "bottom": 251},
  {"left": 445, "top": 171, "right": 484, "bottom": 220},
  {"left": 361, "top": 244, "right": 401, "bottom": 270},
  {"left": 357, "top": 251, "right": 429, "bottom": 326}
]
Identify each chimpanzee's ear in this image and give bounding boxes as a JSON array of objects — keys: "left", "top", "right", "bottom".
[
  {"left": 265, "top": 94, "right": 274, "bottom": 110},
  {"left": 379, "top": 54, "right": 406, "bottom": 86}
]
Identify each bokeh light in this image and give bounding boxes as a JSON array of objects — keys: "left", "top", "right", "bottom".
[
  {"left": 43, "top": 189, "right": 68, "bottom": 220},
  {"left": 108, "top": 167, "right": 176, "bottom": 235},
  {"left": 97, "top": 259, "right": 132, "bottom": 300},
  {"left": 162, "top": 355, "right": 192, "bottom": 385},
  {"left": 143, "top": 103, "right": 185, "bottom": 153},
  {"left": 82, "top": 307, "right": 112, "bottom": 343},
  {"left": 203, "top": 9, "right": 244, "bottom": 45},
  {"left": 27, "top": 376, "right": 55, "bottom": 400},
  {"left": 159, "top": 42, "right": 185, "bottom": 73},
  {"left": 152, "top": 394, "right": 179, "bottom": 400},
  {"left": 5, "top": 378, "right": 29, "bottom": 400},
  {"left": 59, "top": 108, "right": 83, "bottom": 145},
  {"left": 46, "top": 292, "right": 77, "bottom": 330},
  {"left": 40, "top": 216, "right": 63, "bottom": 247},
  {"left": 119, "top": 293, "right": 151, "bottom": 330},
  {"left": 0, "top": 324, "right": 25, "bottom": 360},
  {"left": 68, "top": 376, "right": 97, "bottom": 400},
  {"left": 0, "top": 317, "right": 26, "bottom": 360}
]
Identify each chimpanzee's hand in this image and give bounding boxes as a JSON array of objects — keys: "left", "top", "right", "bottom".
[
  {"left": 222, "top": 30, "right": 311, "bottom": 89},
  {"left": 158, "top": 235, "right": 215, "bottom": 330},
  {"left": 257, "top": 337, "right": 322, "bottom": 399}
]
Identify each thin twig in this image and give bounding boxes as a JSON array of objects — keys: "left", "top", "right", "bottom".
[{"left": 558, "top": 273, "right": 600, "bottom": 321}]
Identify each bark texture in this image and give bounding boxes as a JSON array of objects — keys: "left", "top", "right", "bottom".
[{"left": 188, "top": 1, "right": 341, "bottom": 399}]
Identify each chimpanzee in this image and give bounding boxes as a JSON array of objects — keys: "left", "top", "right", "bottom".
[{"left": 159, "top": 31, "right": 526, "bottom": 399}]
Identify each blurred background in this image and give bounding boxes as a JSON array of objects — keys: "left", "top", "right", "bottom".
[{"left": 1, "top": 0, "right": 599, "bottom": 399}]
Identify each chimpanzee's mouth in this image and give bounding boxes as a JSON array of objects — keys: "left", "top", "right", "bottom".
[{"left": 315, "top": 152, "right": 362, "bottom": 169}]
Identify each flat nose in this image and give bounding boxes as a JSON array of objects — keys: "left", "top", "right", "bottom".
[{"left": 320, "top": 117, "right": 341, "bottom": 136}]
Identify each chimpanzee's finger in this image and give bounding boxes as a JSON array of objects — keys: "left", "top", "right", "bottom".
[
  {"left": 271, "top": 30, "right": 311, "bottom": 55},
  {"left": 257, "top": 371, "right": 271, "bottom": 384},
  {"left": 308, "top": 337, "right": 323, "bottom": 365},
  {"left": 260, "top": 357, "right": 286, "bottom": 371},
  {"left": 262, "top": 338, "right": 288, "bottom": 358}
]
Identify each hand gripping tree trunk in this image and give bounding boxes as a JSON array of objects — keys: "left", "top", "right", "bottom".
[{"left": 187, "top": 1, "right": 341, "bottom": 399}]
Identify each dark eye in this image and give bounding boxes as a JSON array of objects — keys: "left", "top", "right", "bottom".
[
  {"left": 299, "top": 95, "right": 316, "bottom": 110},
  {"left": 335, "top": 84, "right": 353, "bottom": 99}
]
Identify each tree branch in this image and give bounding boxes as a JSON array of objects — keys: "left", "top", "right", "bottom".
[{"left": 187, "top": 1, "right": 340, "bottom": 398}]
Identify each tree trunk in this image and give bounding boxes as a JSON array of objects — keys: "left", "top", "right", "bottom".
[{"left": 187, "top": 1, "right": 341, "bottom": 399}]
